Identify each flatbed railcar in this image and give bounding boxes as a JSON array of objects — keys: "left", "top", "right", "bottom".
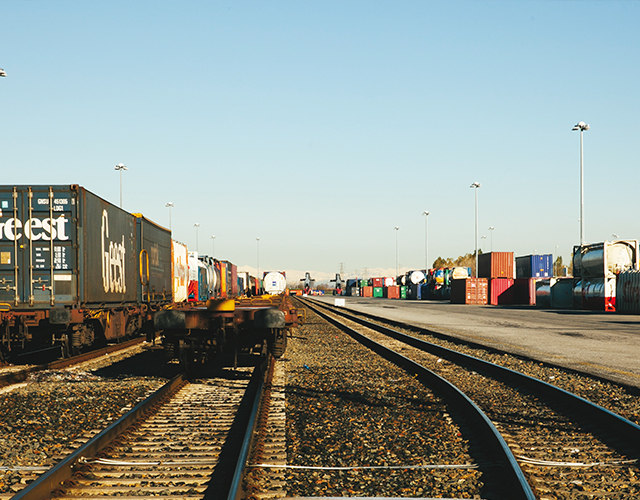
[{"left": 0, "top": 185, "right": 172, "bottom": 360}]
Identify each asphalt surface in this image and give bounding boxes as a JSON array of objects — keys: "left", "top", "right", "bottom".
[{"left": 309, "top": 295, "right": 640, "bottom": 390}]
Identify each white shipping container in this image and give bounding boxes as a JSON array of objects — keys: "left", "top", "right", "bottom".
[
  {"left": 264, "top": 271, "right": 286, "bottom": 295},
  {"left": 171, "top": 240, "right": 189, "bottom": 302}
]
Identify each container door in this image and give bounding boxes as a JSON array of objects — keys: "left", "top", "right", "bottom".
[{"left": 0, "top": 187, "right": 76, "bottom": 307}]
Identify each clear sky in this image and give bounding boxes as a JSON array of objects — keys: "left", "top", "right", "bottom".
[{"left": 1, "top": 1, "right": 638, "bottom": 284}]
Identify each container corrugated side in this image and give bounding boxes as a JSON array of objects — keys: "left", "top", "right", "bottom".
[
  {"left": 373, "top": 286, "right": 384, "bottom": 298},
  {"left": 361, "top": 286, "right": 373, "bottom": 297},
  {"left": 516, "top": 255, "right": 552, "bottom": 278},
  {"left": 450, "top": 278, "right": 488, "bottom": 304},
  {"left": 135, "top": 214, "right": 172, "bottom": 302},
  {"left": 616, "top": 270, "right": 640, "bottom": 314},
  {"left": 384, "top": 286, "right": 400, "bottom": 299},
  {"left": 489, "top": 278, "right": 514, "bottom": 305},
  {"left": 513, "top": 278, "right": 536, "bottom": 306},
  {"left": 478, "top": 252, "right": 514, "bottom": 279}
]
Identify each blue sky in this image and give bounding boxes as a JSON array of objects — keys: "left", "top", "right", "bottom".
[{"left": 1, "top": 1, "right": 638, "bottom": 283}]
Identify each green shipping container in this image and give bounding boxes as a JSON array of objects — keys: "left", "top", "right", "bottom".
[
  {"left": 373, "top": 286, "right": 384, "bottom": 298},
  {"left": 400, "top": 286, "right": 407, "bottom": 299}
]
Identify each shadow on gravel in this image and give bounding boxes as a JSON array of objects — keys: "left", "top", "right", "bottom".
[{"left": 91, "top": 349, "right": 182, "bottom": 380}]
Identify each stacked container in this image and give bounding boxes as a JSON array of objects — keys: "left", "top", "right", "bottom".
[
  {"left": 385, "top": 286, "right": 400, "bottom": 299},
  {"left": 516, "top": 254, "right": 553, "bottom": 278},
  {"left": 489, "top": 278, "right": 514, "bottom": 305},
  {"left": 361, "top": 286, "right": 373, "bottom": 297},
  {"left": 478, "top": 252, "right": 514, "bottom": 278},
  {"left": 572, "top": 240, "right": 639, "bottom": 311}
]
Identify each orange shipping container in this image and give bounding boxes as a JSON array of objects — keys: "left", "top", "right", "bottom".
[
  {"left": 361, "top": 286, "right": 373, "bottom": 297},
  {"left": 478, "top": 252, "right": 515, "bottom": 279},
  {"left": 385, "top": 286, "right": 400, "bottom": 299},
  {"left": 450, "top": 278, "right": 488, "bottom": 304}
]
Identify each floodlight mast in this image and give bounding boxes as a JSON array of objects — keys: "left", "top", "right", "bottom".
[{"left": 572, "top": 121, "right": 590, "bottom": 245}]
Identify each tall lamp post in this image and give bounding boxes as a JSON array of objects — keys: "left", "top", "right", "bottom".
[
  {"left": 0, "top": 68, "right": 6, "bottom": 77},
  {"left": 481, "top": 235, "right": 487, "bottom": 252},
  {"left": 165, "top": 202, "right": 174, "bottom": 231},
  {"left": 211, "top": 235, "right": 216, "bottom": 256},
  {"left": 193, "top": 223, "right": 200, "bottom": 252},
  {"left": 488, "top": 226, "right": 494, "bottom": 252},
  {"left": 394, "top": 226, "right": 400, "bottom": 278},
  {"left": 470, "top": 182, "right": 481, "bottom": 277},
  {"left": 256, "top": 237, "right": 260, "bottom": 282},
  {"left": 422, "top": 211, "right": 430, "bottom": 269},
  {"left": 572, "top": 121, "right": 590, "bottom": 245},
  {"left": 114, "top": 163, "right": 127, "bottom": 208}
]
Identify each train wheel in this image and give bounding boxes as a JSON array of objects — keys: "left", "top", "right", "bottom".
[{"left": 270, "top": 329, "right": 287, "bottom": 358}]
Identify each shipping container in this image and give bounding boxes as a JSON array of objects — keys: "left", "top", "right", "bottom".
[
  {"left": 133, "top": 214, "right": 172, "bottom": 302},
  {"left": 373, "top": 286, "right": 384, "bottom": 298},
  {"left": 187, "top": 251, "right": 199, "bottom": 301},
  {"left": 359, "top": 279, "right": 369, "bottom": 287},
  {"left": 512, "top": 278, "right": 536, "bottom": 306},
  {"left": 171, "top": 240, "right": 189, "bottom": 302},
  {"left": 489, "top": 278, "right": 514, "bottom": 305},
  {"left": 616, "top": 270, "right": 640, "bottom": 314},
  {"left": 361, "top": 286, "right": 373, "bottom": 298},
  {"left": 450, "top": 278, "right": 488, "bottom": 305},
  {"left": 573, "top": 240, "right": 639, "bottom": 278},
  {"left": 515, "top": 254, "right": 553, "bottom": 278},
  {"left": 400, "top": 286, "right": 407, "bottom": 299},
  {"left": 451, "top": 267, "right": 471, "bottom": 280},
  {"left": 384, "top": 286, "right": 400, "bottom": 299},
  {"left": 372, "top": 277, "right": 384, "bottom": 288},
  {"left": 478, "top": 252, "right": 514, "bottom": 279},
  {"left": 0, "top": 185, "right": 144, "bottom": 307},
  {"left": 345, "top": 286, "right": 359, "bottom": 297},
  {"left": 383, "top": 277, "right": 395, "bottom": 287}
]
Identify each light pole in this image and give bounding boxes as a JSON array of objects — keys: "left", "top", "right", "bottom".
[
  {"left": 165, "top": 202, "right": 174, "bottom": 231},
  {"left": 422, "top": 211, "right": 430, "bottom": 269},
  {"left": 394, "top": 226, "right": 400, "bottom": 278},
  {"left": 114, "top": 163, "right": 127, "bottom": 208},
  {"left": 572, "top": 121, "right": 590, "bottom": 245},
  {"left": 555, "top": 245, "right": 559, "bottom": 276},
  {"left": 612, "top": 233, "right": 619, "bottom": 240},
  {"left": 211, "top": 235, "right": 216, "bottom": 256},
  {"left": 488, "top": 226, "right": 494, "bottom": 252},
  {"left": 194, "top": 223, "right": 200, "bottom": 252},
  {"left": 256, "top": 237, "right": 260, "bottom": 281},
  {"left": 0, "top": 69, "right": 6, "bottom": 77},
  {"left": 470, "top": 182, "right": 481, "bottom": 277},
  {"left": 481, "top": 235, "right": 487, "bottom": 252}
]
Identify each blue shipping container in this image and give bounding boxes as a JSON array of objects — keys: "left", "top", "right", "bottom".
[{"left": 516, "top": 254, "right": 553, "bottom": 278}]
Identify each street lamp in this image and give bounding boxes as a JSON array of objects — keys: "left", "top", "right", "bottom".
[
  {"left": 165, "top": 202, "right": 174, "bottom": 231},
  {"left": 481, "top": 235, "right": 487, "bottom": 252},
  {"left": 211, "top": 235, "right": 216, "bottom": 256},
  {"left": 572, "top": 121, "right": 590, "bottom": 245},
  {"left": 394, "top": 226, "right": 400, "bottom": 278},
  {"left": 422, "top": 211, "right": 430, "bottom": 269},
  {"left": 488, "top": 226, "right": 494, "bottom": 252},
  {"left": 470, "top": 182, "right": 481, "bottom": 277},
  {"left": 194, "top": 223, "right": 200, "bottom": 252},
  {"left": 0, "top": 69, "right": 6, "bottom": 77},
  {"left": 612, "top": 233, "right": 619, "bottom": 239},
  {"left": 114, "top": 163, "right": 127, "bottom": 208},
  {"left": 256, "top": 237, "right": 260, "bottom": 281}
]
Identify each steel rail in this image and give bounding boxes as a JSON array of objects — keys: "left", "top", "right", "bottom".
[
  {"left": 0, "top": 336, "right": 147, "bottom": 389},
  {"left": 227, "top": 357, "right": 272, "bottom": 500},
  {"left": 12, "top": 373, "right": 187, "bottom": 500},
  {"left": 305, "top": 298, "right": 640, "bottom": 452},
  {"left": 302, "top": 298, "right": 536, "bottom": 500}
]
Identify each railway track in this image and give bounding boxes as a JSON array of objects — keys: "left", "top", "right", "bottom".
[
  {"left": 0, "top": 337, "right": 149, "bottom": 390},
  {"left": 11, "top": 359, "right": 269, "bottom": 500},
  {"left": 302, "top": 297, "right": 640, "bottom": 498}
]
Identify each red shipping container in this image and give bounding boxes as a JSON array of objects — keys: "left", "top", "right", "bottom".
[
  {"left": 361, "top": 286, "right": 373, "bottom": 297},
  {"left": 372, "top": 277, "right": 384, "bottom": 287},
  {"left": 450, "top": 278, "right": 488, "bottom": 304},
  {"left": 489, "top": 278, "right": 514, "bottom": 305},
  {"left": 513, "top": 278, "right": 536, "bottom": 305},
  {"left": 385, "top": 286, "right": 400, "bottom": 299},
  {"left": 478, "top": 252, "right": 515, "bottom": 279}
]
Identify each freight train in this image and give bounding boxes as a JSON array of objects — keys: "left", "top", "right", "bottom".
[{"left": 0, "top": 185, "right": 294, "bottom": 365}]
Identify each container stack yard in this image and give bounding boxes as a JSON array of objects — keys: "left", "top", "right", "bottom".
[{"left": 330, "top": 239, "right": 640, "bottom": 314}]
